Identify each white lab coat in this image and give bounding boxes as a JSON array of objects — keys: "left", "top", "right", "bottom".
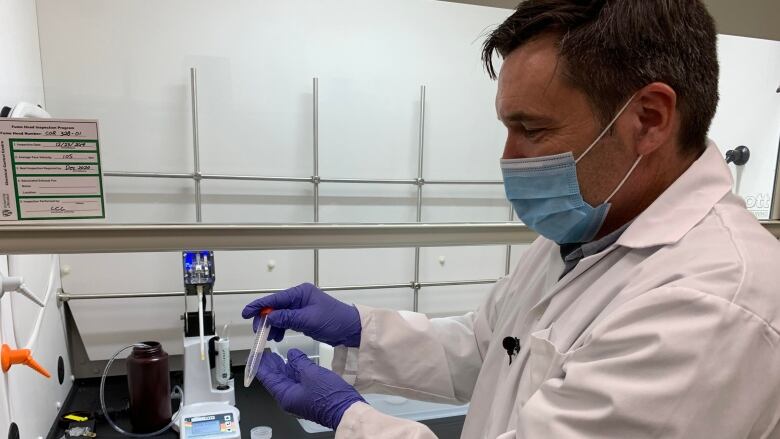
[{"left": 332, "top": 142, "right": 780, "bottom": 439}]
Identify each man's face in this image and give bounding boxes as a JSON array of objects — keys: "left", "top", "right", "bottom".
[{"left": 496, "top": 33, "right": 636, "bottom": 206}]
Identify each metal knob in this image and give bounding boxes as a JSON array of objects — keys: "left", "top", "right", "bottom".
[{"left": 725, "top": 145, "right": 750, "bottom": 166}]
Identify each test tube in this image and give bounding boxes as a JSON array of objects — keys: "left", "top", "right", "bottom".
[{"left": 244, "top": 307, "right": 273, "bottom": 387}]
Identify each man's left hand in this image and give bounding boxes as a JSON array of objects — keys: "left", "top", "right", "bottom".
[{"left": 257, "top": 348, "right": 366, "bottom": 430}]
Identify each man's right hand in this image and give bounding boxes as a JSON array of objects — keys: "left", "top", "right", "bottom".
[{"left": 242, "top": 283, "right": 362, "bottom": 348}]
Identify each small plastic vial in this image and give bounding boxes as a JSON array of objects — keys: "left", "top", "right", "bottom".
[{"left": 251, "top": 426, "right": 273, "bottom": 439}]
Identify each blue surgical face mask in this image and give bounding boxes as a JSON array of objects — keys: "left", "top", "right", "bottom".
[{"left": 501, "top": 96, "right": 642, "bottom": 244}]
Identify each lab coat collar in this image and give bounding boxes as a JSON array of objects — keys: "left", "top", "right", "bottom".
[
  {"left": 530, "top": 142, "right": 730, "bottom": 315},
  {"left": 617, "top": 140, "right": 733, "bottom": 249}
]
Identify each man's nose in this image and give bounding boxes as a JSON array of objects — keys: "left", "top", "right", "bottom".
[{"left": 502, "top": 134, "right": 528, "bottom": 160}]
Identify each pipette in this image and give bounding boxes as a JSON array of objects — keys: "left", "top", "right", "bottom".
[
  {"left": 194, "top": 252, "right": 208, "bottom": 361},
  {"left": 244, "top": 307, "right": 273, "bottom": 387},
  {"left": 197, "top": 285, "right": 205, "bottom": 361}
]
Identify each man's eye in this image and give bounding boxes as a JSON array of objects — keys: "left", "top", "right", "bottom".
[
  {"left": 507, "top": 123, "right": 546, "bottom": 138},
  {"left": 524, "top": 127, "right": 545, "bottom": 137}
]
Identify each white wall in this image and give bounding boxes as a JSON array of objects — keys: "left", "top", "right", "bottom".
[
  {"left": 711, "top": 35, "right": 780, "bottom": 218},
  {"left": 34, "top": 0, "right": 780, "bottom": 363},
  {"left": 0, "top": 0, "right": 44, "bottom": 107},
  {"left": 0, "top": 1, "right": 72, "bottom": 437},
  {"left": 37, "top": 0, "right": 513, "bottom": 360}
]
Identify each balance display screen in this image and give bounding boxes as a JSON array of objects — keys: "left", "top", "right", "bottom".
[{"left": 192, "top": 419, "right": 221, "bottom": 435}]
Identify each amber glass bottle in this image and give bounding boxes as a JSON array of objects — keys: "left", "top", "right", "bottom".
[{"left": 126, "top": 341, "right": 172, "bottom": 432}]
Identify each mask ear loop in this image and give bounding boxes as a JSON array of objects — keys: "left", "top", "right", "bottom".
[
  {"left": 605, "top": 155, "right": 643, "bottom": 203},
  {"left": 575, "top": 93, "right": 638, "bottom": 165}
]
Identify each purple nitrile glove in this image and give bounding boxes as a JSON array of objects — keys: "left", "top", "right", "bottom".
[
  {"left": 258, "top": 349, "right": 365, "bottom": 430},
  {"left": 242, "top": 283, "right": 362, "bottom": 347}
]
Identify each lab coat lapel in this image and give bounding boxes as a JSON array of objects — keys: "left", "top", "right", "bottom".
[{"left": 531, "top": 243, "right": 619, "bottom": 312}]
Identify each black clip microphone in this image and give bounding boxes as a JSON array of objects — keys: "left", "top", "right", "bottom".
[{"left": 503, "top": 336, "right": 520, "bottom": 365}]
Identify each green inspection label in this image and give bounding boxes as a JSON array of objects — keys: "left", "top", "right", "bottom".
[{"left": 0, "top": 120, "right": 105, "bottom": 221}]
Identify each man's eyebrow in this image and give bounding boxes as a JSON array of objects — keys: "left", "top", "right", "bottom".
[{"left": 499, "top": 110, "right": 552, "bottom": 124}]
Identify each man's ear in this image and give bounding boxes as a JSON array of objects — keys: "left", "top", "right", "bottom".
[{"left": 628, "top": 82, "right": 678, "bottom": 156}]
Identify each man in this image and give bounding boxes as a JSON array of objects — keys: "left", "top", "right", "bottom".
[{"left": 243, "top": 1, "right": 780, "bottom": 437}]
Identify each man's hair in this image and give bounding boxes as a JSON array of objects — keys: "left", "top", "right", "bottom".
[{"left": 482, "top": 0, "right": 719, "bottom": 154}]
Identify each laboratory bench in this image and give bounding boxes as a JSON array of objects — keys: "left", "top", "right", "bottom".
[{"left": 49, "top": 368, "right": 466, "bottom": 439}]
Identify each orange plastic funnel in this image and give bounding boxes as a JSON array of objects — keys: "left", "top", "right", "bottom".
[{"left": 1, "top": 344, "right": 51, "bottom": 378}]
